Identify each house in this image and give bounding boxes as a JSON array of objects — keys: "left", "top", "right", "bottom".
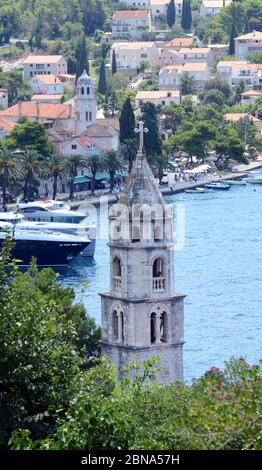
[
  {"left": 217, "top": 60, "right": 262, "bottom": 87},
  {"left": 200, "top": 0, "right": 232, "bottom": 20},
  {"left": 235, "top": 30, "right": 262, "bottom": 60},
  {"left": 158, "top": 48, "right": 179, "bottom": 66},
  {"left": 30, "top": 74, "right": 64, "bottom": 95},
  {"left": 149, "top": 0, "right": 182, "bottom": 19},
  {"left": 31, "top": 94, "right": 63, "bottom": 104},
  {"left": 159, "top": 64, "right": 183, "bottom": 89},
  {"left": 164, "top": 36, "right": 194, "bottom": 50},
  {"left": 174, "top": 47, "right": 214, "bottom": 66},
  {"left": 224, "top": 112, "right": 262, "bottom": 133},
  {"left": 135, "top": 89, "right": 181, "bottom": 108},
  {"left": 0, "top": 118, "right": 16, "bottom": 140},
  {"left": 23, "top": 55, "right": 67, "bottom": 80},
  {"left": 182, "top": 62, "right": 211, "bottom": 92},
  {"left": 241, "top": 89, "right": 262, "bottom": 105},
  {"left": 0, "top": 89, "right": 8, "bottom": 109},
  {"left": 110, "top": 41, "right": 159, "bottom": 70},
  {"left": 112, "top": 10, "right": 152, "bottom": 40},
  {"left": 124, "top": 0, "right": 150, "bottom": 6},
  {"left": 209, "top": 43, "right": 229, "bottom": 59}
]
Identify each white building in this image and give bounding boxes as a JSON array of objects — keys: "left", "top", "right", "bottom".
[
  {"left": 111, "top": 42, "right": 159, "bottom": 70},
  {"left": 159, "top": 64, "right": 183, "bottom": 89},
  {"left": 200, "top": 0, "right": 232, "bottom": 20},
  {"left": 0, "top": 89, "right": 8, "bottom": 109},
  {"left": 135, "top": 89, "right": 181, "bottom": 108},
  {"left": 241, "top": 89, "right": 262, "bottom": 105},
  {"left": 174, "top": 47, "right": 214, "bottom": 66},
  {"left": 217, "top": 60, "right": 262, "bottom": 88},
  {"left": 23, "top": 55, "right": 67, "bottom": 80},
  {"left": 112, "top": 10, "right": 152, "bottom": 40},
  {"left": 100, "top": 123, "right": 184, "bottom": 384},
  {"left": 75, "top": 70, "right": 97, "bottom": 135},
  {"left": 30, "top": 75, "right": 64, "bottom": 95},
  {"left": 235, "top": 31, "right": 262, "bottom": 60},
  {"left": 159, "top": 62, "right": 210, "bottom": 92}
]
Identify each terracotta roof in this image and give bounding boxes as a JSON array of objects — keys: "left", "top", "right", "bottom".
[
  {"left": 178, "top": 47, "right": 211, "bottom": 54},
  {"left": 113, "top": 10, "right": 150, "bottom": 20},
  {"left": 0, "top": 102, "right": 73, "bottom": 120},
  {"left": 33, "top": 74, "right": 63, "bottom": 85},
  {"left": 165, "top": 37, "right": 194, "bottom": 48},
  {"left": 183, "top": 62, "right": 208, "bottom": 72},
  {"left": 224, "top": 113, "right": 261, "bottom": 123},
  {"left": 24, "top": 55, "right": 65, "bottom": 64},
  {"left": 217, "top": 60, "right": 247, "bottom": 68},
  {"left": 241, "top": 89, "right": 262, "bottom": 97},
  {"left": 32, "top": 94, "right": 63, "bottom": 101},
  {"left": 0, "top": 118, "right": 17, "bottom": 132},
  {"left": 235, "top": 30, "right": 262, "bottom": 41},
  {"left": 81, "top": 119, "right": 119, "bottom": 138},
  {"left": 112, "top": 41, "right": 156, "bottom": 50}
]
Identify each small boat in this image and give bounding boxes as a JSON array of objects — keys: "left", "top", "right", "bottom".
[
  {"left": 205, "top": 182, "right": 231, "bottom": 190},
  {"left": 0, "top": 221, "right": 91, "bottom": 267},
  {"left": 247, "top": 177, "right": 262, "bottom": 184},
  {"left": 226, "top": 180, "right": 247, "bottom": 186},
  {"left": 185, "top": 187, "right": 207, "bottom": 194}
]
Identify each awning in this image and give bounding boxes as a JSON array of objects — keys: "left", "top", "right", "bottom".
[{"left": 74, "top": 176, "right": 90, "bottom": 184}]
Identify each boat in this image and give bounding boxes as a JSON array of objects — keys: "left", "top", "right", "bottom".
[
  {"left": 226, "top": 180, "right": 247, "bottom": 186},
  {"left": 17, "top": 200, "right": 96, "bottom": 256},
  {"left": 205, "top": 182, "right": 231, "bottom": 190},
  {"left": 0, "top": 221, "right": 91, "bottom": 267},
  {"left": 185, "top": 187, "right": 207, "bottom": 194},
  {"left": 246, "top": 177, "right": 262, "bottom": 184}
]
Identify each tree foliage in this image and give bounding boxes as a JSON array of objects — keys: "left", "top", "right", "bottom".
[
  {"left": 167, "top": 0, "right": 176, "bottom": 28},
  {"left": 119, "top": 98, "right": 136, "bottom": 144},
  {"left": 141, "top": 102, "right": 162, "bottom": 157}
]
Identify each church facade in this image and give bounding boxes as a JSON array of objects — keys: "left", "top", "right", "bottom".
[{"left": 100, "top": 123, "right": 184, "bottom": 384}]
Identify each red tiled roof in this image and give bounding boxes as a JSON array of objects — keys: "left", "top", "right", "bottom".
[
  {"left": 33, "top": 74, "right": 63, "bottom": 85},
  {"left": 0, "top": 118, "right": 17, "bottom": 132},
  {"left": 165, "top": 37, "right": 194, "bottom": 48},
  {"left": 113, "top": 10, "right": 150, "bottom": 20},
  {"left": 0, "top": 102, "right": 72, "bottom": 120},
  {"left": 24, "top": 55, "right": 64, "bottom": 64}
]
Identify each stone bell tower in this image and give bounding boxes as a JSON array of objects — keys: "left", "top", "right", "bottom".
[
  {"left": 100, "top": 122, "right": 185, "bottom": 384},
  {"left": 75, "top": 69, "right": 97, "bottom": 135}
]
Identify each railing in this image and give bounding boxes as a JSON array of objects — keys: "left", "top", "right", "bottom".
[
  {"left": 113, "top": 276, "right": 122, "bottom": 290},
  {"left": 153, "top": 277, "right": 165, "bottom": 291}
]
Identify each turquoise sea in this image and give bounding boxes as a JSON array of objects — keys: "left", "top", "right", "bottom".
[{"left": 60, "top": 171, "right": 262, "bottom": 382}]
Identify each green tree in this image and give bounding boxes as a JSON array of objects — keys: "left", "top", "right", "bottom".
[
  {"left": 75, "top": 34, "right": 89, "bottom": 80},
  {"left": 167, "top": 0, "right": 176, "bottom": 28},
  {"left": 181, "top": 72, "right": 195, "bottom": 95},
  {"left": 202, "top": 89, "right": 226, "bottom": 108},
  {"left": 120, "top": 138, "right": 138, "bottom": 173},
  {"left": 119, "top": 98, "right": 136, "bottom": 144},
  {"left": 0, "top": 70, "right": 32, "bottom": 106},
  {"left": 214, "top": 126, "right": 246, "bottom": 168},
  {"left": 16, "top": 150, "right": 45, "bottom": 200},
  {"left": 0, "top": 146, "right": 16, "bottom": 206},
  {"left": 66, "top": 154, "right": 88, "bottom": 200},
  {"left": 229, "top": 22, "right": 236, "bottom": 56},
  {"left": 6, "top": 121, "right": 54, "bottom": 157},
  {"left": 98, "top": 59, "right": 107, "bottom": 95},
  {"left": 104, "top": 150, "right": 125, "bottom": 192},
  {"left": 141, "top": 102, "right": 162, "bottom": 157},
  {"left": 204, "top": 77, "right": 231, "bottom": 99},
  {"left": 112, "top": 49, "right": 117, "bottom": 75},
  {"left": 181, "top": 0, "right": 192, "bottom": 32},
  {"left": 150, "top": 153, "right": 172, "bottom": 185},
  {"left": 87, "top": 154, "right": 104, "bottom": 196},
  {"left": 47, "top": 153, "right": 67, "bottom": 200}
]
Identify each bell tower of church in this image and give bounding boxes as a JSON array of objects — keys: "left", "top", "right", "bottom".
[
  {"left": 100, "top": 122, "right": 185, "bottom": 384},
  {"left": 75, "top": 70, "right": 96, "bottom": 135}
]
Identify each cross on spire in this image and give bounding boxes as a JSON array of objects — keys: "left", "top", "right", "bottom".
[{"left": 135, "top": 120, "right": 148, "bottom": 154}]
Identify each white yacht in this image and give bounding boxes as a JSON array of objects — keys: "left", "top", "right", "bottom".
[
  {"left": 16, "top": 200, "right": 96, "bottom": 256},
  {"left": 0, "top": 221, "right": 91, "bottom": 267}
]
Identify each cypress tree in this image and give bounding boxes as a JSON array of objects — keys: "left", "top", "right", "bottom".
[
  {"left": 229, "top": 23, "right": 236, "bottom": 55},
  {"left": 141, "top": 102, "right": 162, "bottom": 157},
  {"left": 98, "top": 59, "right": 107, "bottom": 95},
  {"left": 112, "top": 49, "right": 117, "bottom": 75},
  {"left": 181, "top": 0, "right": 192, "bottom": 32},
  {"left": 167, "top": 0, "right": 176, "bottom": 29},
  {"left": 119, "top": 98, "right": 135, "bottom": 143},
  {"left": 75, "top": 34, "right": 89, "bottom": 80}
]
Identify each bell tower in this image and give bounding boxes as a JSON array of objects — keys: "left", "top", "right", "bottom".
[
  {"left": 100, "top": 122, "right": 185, "bottom": 384},
  {"left": 75, "top": 70, "right": 96, "bottom": 135}
]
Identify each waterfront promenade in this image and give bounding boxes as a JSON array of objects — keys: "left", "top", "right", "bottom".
[{"left": 65, "top": 157, "right": 262, "bottom": 209}]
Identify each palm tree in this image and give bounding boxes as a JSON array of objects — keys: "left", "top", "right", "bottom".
[
  {"left": 66, "top": 154, "right": 88, "bottom": 200},
  {"left": 104, "top": 150, "right": 125, "bottom": 193},
  {"left": 120, "top": 138, "right": 138, "bottom": 173},
  {"left": 150, "top": 153, "right": 172, "bottom": 185},
  {"left": 87, "top": 154, "right": 104, "bottom": 196},
  {"left": 47, "top": 153, "right": 67, "bottom": 200},
  {"left": 0, "top": 146, "right": 16, "bottom": 207},
  {"left": 15, "top": 149, "right": 45, "bottom": 201}
]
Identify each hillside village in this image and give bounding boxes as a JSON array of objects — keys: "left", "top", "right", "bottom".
[{"left": 0, "top": 0, "right": 262, "bottom": 199}]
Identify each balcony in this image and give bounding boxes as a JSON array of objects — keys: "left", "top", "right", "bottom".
[
  {"left": 113, "top": 276, "right": 122, "bottom": 290},
  {"left": 153, "top": 277, "right": 165, "bottom": 291}
]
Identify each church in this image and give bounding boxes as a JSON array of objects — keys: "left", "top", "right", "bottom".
[{"left": 100, "top": 122, "right": 185, "bottom": 384}]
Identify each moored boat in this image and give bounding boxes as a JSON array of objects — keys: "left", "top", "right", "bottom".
[
  {"left": 226, "top": 180, "right": 247, "bottom": 186},
  {"left": 185, "top": 187, "right": 207, "bottom": 194},
  {"left": 246, "top": 177, "right": 262, "bottom": 184},
  {"left": 205, "top": 182, "right": 231, "bottom": 190}
]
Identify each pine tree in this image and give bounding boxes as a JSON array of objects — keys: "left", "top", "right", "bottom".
[
  {"left": 181, "top": 0, "right": 192, "bottom": 32},
  {"left": 98, "top": 59, "right": 107, "bottom": 95},
  {"left": 112, "top": 49, "right": 117, "bottom": 75},
  {"left": 141, "top": 102, "right": 162, "bottom": 157},
  {"left": 75, "top": 34, "right": 89, "bottom": 80},
  {"left": 119, "top": 98, "right": 135, "bottom": 143},
  {"left": 229, "top": 23, "right": 236, "bottom": 56},
  {"left": 167, "top": 0, "right": 176, "bottom": 28}
]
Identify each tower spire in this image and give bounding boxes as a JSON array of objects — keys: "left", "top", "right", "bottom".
[{"left": 134, "top": 120, "right": 148, "bottom": 156}]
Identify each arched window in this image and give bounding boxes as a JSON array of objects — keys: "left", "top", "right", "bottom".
[
  {"left": 160, "top": 312, "right": 169, "bottom": 343},
  {"left": 113, "top": 256, "right": 122, "bottom": 289},
  {"left": 87, "top": 87, "right": 90, "bottom": 95},
  {"left": 81, "top": 86, "right": 85, "bottom": 95},
  {"left": 150, "top": 313, "right": 156, "bottom": 344},
  {"left": 86, "top": 112, "right": 88, "bottom": 121},
  {"left": 112, "top": 311, "right": 118, "bottom": 341},
  {"left": 132, "top": 225, "right": 140, "bottom": 242},
  {"left": 152, "top": 258, "right": 165, "bottom": 290},
  {"left": 112, "top": 306, "right": 124, "bottom": 343}
]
